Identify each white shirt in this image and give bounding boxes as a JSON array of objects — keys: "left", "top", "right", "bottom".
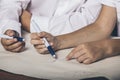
[
  {"left": 0, "top": 0, "right": 101, "bottom": 36},
  {"left": 101, "top": 0, "right": 120, "bottom": 36}
]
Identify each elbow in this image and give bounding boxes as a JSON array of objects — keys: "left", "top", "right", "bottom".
[
  {"left": 102, "top": 28, "right": 112, "bottom": 39},
  {"left": 95, "top": 22, "right": 113, "bottom": 39}
]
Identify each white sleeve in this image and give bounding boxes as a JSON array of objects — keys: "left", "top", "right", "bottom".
[
  {"left": 48, "top": 1, "right": 102, "bottom": 35},
  {"left": 0, "top": 0, "right": 30, "bottom": 36},
  {"left": 30, "top": 15, "right": 50, "bottom": 33},
  {"left": 69, "top": 0, "right": 102, "bottom": 29}
]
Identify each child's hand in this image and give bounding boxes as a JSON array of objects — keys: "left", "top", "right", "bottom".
[
  {"left": 1, "top": 29, "right": 25, "bottom": 53},
  {"left": 30, "top": 32, "right": 59, "bottom": 54}
]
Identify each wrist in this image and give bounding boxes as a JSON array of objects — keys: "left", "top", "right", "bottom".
[
  {"left": 101, "top": 39, "right": 113, "bottom": 58},
  {"left": 55, "top": 36, "right": 62, "bottom": 51}
]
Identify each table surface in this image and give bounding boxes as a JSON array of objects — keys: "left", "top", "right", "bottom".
[{"left": 0, "top": 32, "right": 120, "bottom": 80}]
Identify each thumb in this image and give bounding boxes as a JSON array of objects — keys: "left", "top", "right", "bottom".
[{"left": 5, "top": 30, "right": 19, "bottom": 37}]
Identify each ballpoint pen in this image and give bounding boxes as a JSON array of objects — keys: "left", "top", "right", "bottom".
[
  {"left": 0, "top": 34, "right": 25, "bottom": 42},
  {"left": 31, "top": 20, "right": 57, "bottom": 59}
]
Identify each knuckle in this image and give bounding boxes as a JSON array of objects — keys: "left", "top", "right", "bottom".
[
  {"left": 81, "top": 44, "right": 86, "bottom": 48},
  {"left": 30, "top": 33, "right": 37, "bottom": 38}
]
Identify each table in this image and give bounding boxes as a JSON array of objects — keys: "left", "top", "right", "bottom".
[{"left": 0, "top": 32, "right": 120, "bottom": 80}]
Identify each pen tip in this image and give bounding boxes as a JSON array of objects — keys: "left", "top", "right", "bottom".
[
  {"left": 23, "top": 39, "right": 25, "bottom": 41},
  {"left": 53, "top": 55, "right": 57, "bottom": 59}
]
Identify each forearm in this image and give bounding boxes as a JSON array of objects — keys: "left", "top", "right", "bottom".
[
  {"left": 55, "top": 5, "right": 117, "bottom": 50},
  {"left": 56, "top": 23, "right": 110, "bottom": 50},
  {"left": 21, "top": 10, "right": 31, "bottom": 32}
]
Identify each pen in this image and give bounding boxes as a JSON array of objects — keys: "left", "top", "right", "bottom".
[
  {"left": 32, "top": 20, "right": 57, "bottom": 59},
  {"left": 0, "top": 34, "right": 25, "bottom": 42}
]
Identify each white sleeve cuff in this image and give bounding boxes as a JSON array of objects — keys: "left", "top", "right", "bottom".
[
  {"left": 0, "top": 19, "right": 21, "bottom": 36},
  {"left": 30, "top": 15, "right": 50, "bottom": 33}
]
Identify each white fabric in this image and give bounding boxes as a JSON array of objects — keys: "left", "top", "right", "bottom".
[
  {"left": 0, "top": 31, "right": 120, "bottom": 80},
  {"left": 101, "top": 0, "right": 120, "bottom": 36},
  {"left": 0, "top": 0, "right": 101, "bottom": 36}
]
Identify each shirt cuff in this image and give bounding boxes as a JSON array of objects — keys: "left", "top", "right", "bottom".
[
  {"left": 0, "top": 19, "right": 21, "bottom": 36},
  {"left": 100, "top": 0, "right": 116, "bottom": 7},
  {"left": 30, "top": 15, "right": 49, "bottom": 33}
]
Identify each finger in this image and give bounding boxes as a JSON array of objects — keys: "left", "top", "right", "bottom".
[
  {"left": 34, "top": 44, "right": 46, "bottom": 49},
  {"left": 36, "top": 48, "right": 48, "bottom": 54},
  {"left": 38, "top": 32, "right": 52, "bottom": 41},
  {"left": 77, "top": 54, "right": 88, "bottom": 63},
  {"left": 6, "top": 42, "right": 24, "bottom": 51},
  {"left": 38, "top": 32, "right": 49, "bottom": 37},
  {"left": 83, "top": 58, "right": 93, "bottom": 64},
  {"left": 66, "top": 48, "right": 78, "bottom": 60},
  {"left": 31, "top": 39, "right": 44, "bottom": 45},
  {"left": 66, "top": 45, "right": 83, "bottom": 60},
  {"left": 73, "top": 49, "right": 84, "bottom": 58},
  {"left": 1, "top": 38, "right": 17, "bottom": 46},
  {"left": 49, "top": 42, "right": 54, "bottom": 49},
  {"left": 11, "top": 44, "right": 25, "bottom": 52},
  {"left": 30, "top": 33, "right": 40, "bottom": 39}
]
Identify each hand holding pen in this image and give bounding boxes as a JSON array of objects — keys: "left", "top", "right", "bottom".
[
  {"left": 0, "top": 30, "right": 25, "bottom": 52},
  {"left": 30, "top": 20, "right": 57, "bottom": 59}
]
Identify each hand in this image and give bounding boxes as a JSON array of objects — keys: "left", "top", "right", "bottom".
[
  {"left": 1, "top": 29, "right": 25, "bottom": 53},
  {"left": 66, "top": 41, "right": 106, "bottom": 64},
  {"left": 30, "top": 32, "right": 59, "bottom": 54}
]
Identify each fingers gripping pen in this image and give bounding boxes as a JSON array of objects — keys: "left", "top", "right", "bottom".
[
  {"left": 31, "top": 20, "right": 57, "bottom": 59},
  {"left": 0, "top": 34, "right": 25, "bottom": 42}
]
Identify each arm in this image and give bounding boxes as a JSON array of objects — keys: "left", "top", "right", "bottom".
[
  {"left": 48, "top": 0, "right": 102, "bottom": 35},
  {"left": 0, "top": 0, "right": 30, "bottom": 52},
  {"left": 20, "top": 10, "right": 31, "bottom": 32},
  {"left": 0, "top": 0, "right": 30, "bottom": 35},
  {"left": 30, "top": 5, "right": 117, "bottom": 54},
  {"left": 56, "top": 5, "right": 117, "bottom": 50},
  {"left": 21, "top": 0, "right": 102, "bottom": 34}
]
